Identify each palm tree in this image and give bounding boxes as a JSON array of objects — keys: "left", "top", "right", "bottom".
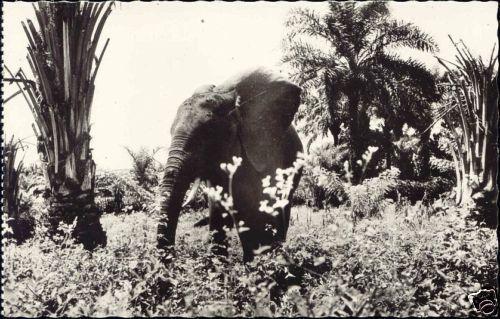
[
  {"left": 283, "top": 1, "right": 439, "bottom": 183},
  {"left": 434, "top": 38, "right": 498, "bottom": 227},
  {"left": 6, "top": 2, "right": 112, "bottom": 249}
]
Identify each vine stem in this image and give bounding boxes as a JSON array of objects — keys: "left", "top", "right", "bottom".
[{"left": 227, "top": 172, "right": 239, "bottom": 233}]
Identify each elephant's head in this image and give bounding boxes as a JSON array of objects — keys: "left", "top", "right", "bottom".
[{"left": 157, "top": 68, "right": 302, "bottom": 251}]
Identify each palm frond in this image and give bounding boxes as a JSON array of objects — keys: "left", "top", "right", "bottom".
[
  {"left": 12, "top": 2, "right": 112, "bottom": 180},
  {"left": 373, "top": 53, "right": 439, "bottom": 100},
  {"left": 382, "top": 20, "right": 439, "bottom": 53}
]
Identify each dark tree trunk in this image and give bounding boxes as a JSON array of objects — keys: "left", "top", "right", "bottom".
[
  {"left": 328, "top": 121, "right": 341, "bottom": 146},
  {"left": 415, "top": 129, "right": 431, "bottom": 181},
  {"left": 383, "top": 125, "right": 392, "bottom": 170},
  {"left": 347, "top": 94, "right": 363, "bottom": 184},
  {"left": 325, "top": 72, "right": 342, "bottom": 146},
  {"left": 45, "top": 158, "right": 106, "bottom": 250}
]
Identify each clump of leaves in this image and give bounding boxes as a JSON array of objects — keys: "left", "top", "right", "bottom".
[
  {"left": 3, "top": 136, "right": 35, "bottom": 244},
  {"left": 294, "top": 141, "right": 349, "bottom": 208},
  {"left": 125, "top": 146, "right": 162, "bottom": 191},
  {"left": 95, "top": 170, "right": 155, "bottom": 214},
  {"left": 346, "top": 167, "right": 400, "bottom": 220}
]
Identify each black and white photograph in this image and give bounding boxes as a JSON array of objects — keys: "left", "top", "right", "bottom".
[{"left": 1, "top": 1, "right": 498, "bottom": 317}]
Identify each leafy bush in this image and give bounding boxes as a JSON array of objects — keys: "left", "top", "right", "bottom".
[
  {"left": 2, "top": 138, "right": 495, "bottom": 317},
  {"left": 389, "top": 177, "right": 455, "bottom": 204},
  {"left": 125, "top": 147, "right": 162, "bottom": 191},
  {"left": 3, "top": 138, "right": 35, "bottom": 244},
  {"left": 95, "top": 170, "right": 155, "bottom": 214},
  {"left": 346, "top": 168, "right": 400, "bottom": 219},
  {"left": 295, "top": 165, "right": 346, "bottom": 208},
  {"left": 429, "top": 156, "right": 455, "bottom": 180},
  {"left": 293, "top": 141, "right": 349, "bottom": 207},
  {"left": 309, "top": 141, "right": 350, "bottom": 174}
]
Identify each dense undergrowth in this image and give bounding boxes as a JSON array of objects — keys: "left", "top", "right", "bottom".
[
  {"left": 3, "top": 196, "right": 496, "bottom": 316},
  {"left": 2, "top": 156, "right": 497, "bottom": 316}
]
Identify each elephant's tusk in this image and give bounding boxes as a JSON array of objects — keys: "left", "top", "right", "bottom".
[{"left": 182, "top": 178, "right": 201, "bottom": 208}]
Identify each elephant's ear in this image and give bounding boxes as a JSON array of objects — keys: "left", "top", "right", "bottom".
[{"left": 216, "top": 68, "right": 302, "bottom": 173}]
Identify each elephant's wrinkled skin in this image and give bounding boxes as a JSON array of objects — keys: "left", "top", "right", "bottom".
[{"left": 157, "top": 68, "right": 303, "bottom": 262}]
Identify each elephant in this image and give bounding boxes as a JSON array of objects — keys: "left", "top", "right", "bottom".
[{"left": 157, "top": 67, "right": 303, "bottom": 262}]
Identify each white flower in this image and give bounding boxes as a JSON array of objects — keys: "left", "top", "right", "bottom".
[
  {"left": 204, "top": 185, "right": 223, "bottom": 201},
  {"left": 259, "top": 200, "right": 275, "bottom": 214},
  {"left": 220, "top": 157, "right": 242, "bottom": 176},
  {"left": 263, "top": 186, "right": 277, "bottom": 198},
  {"left": 238, "top": 226, "right": 250, "bottom": 233},
  {"left": 232, "top": 156, "right": 242, "bottom": 167},
  {"left": 221, "top": 195, "right": 233, "bottom": 210},
  {"left": 367, "top": 146, "right": 379, "bottom": 154},
  {"left": 293, "top": 156, "right": 305, "bottom": 171},
  {"left": 262, "top": 175, "right": 271, "bottom": 188}
]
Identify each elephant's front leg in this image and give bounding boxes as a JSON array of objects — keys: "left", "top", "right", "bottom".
[{"left": 208, "top": 199, "right": 231, "bottom": 257}]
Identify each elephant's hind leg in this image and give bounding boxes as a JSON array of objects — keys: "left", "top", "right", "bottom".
[{"left": 209, "top": 200, "right": 231, "bottom": 257}]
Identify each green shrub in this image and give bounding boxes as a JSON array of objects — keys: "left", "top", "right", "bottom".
[
  {"left": 3, "top": 138, "right": 36, "bottom": 244},
  {"left": 294, "top": 165, "right": 346, "bottom": 208},
  {"left": 346, "top": 167, "right": 400, "bottom": 219},
  {"left": 2, "top": 200, "right": 496, "bottom": 316},
  {"left": 95, "top": 170, "right": 155, "bottom": 214},
  {"left": 388, "top": 177, "right": 455, "bottom": 204},
  {"left": 429, "top": 156, "right": 455, "bottom": 180},
  {"left": 309, "top": 141, "right": 350, "bottom": 174},
  {"left": 3, "top": 142, "right": 495, "bottom": 317},
  {"left": 125, "top": 147, "right": 162, "bottom": 191},
  {"left": 293, "top": 141, "right": 349, "bottom": 208}
]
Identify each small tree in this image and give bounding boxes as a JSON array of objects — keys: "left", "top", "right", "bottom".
[
  {"left": 6, "top": 2, "right": 113, "bottom": 249},
  {"left": 3, "top": 136, "right": 35, "bottom": 244},
  {"left": 125, "top": 146, "right": 162, "bottom": 191},
  {"left": 434, "top": 37, "right": 498, "bottom": 227}
]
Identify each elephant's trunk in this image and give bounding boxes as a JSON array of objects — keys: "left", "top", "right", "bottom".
[{"left": 157, "top": 133, "right": 192, "bottom": 250}]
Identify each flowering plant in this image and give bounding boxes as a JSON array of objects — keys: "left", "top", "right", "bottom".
[{"left": 202, "top": 153, "right": 306, "bottom": 249}]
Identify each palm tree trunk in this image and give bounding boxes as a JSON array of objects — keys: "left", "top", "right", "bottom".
[
  {"left": 473, "top": 76, "right": 498, "bottom": 227},
  {"left": 383, "top": 125, "right": 392, "bottom": 169},
  {"left": 449, "top": 144, "right": 462, "bottom": 205},
  {"left": 347, "top": 93, "right": 363, "bottom": 183},
  {"left": 45, "top": 157, "right": 106, "bottom": 249},
  {"left": 415, "top": 129, "right": 431, "bottom": 181}
]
